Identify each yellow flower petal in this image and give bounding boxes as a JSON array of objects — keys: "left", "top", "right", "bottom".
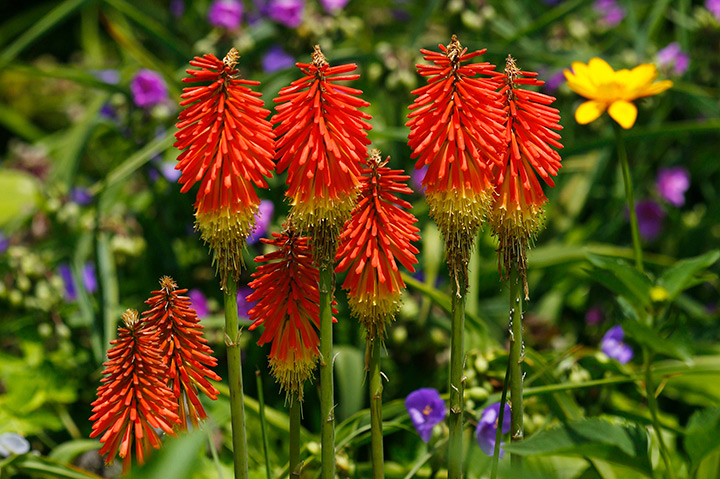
[
  {"left": 638, "top": 79, "right": 673, "bottom": 98},
  {"left": 588, "top": 58, "right": 615, "bottom": 80},
  {"left": 623, "top": 64, "right": 659, "bottom": 99},
  {"left": 608, "top": 100, "right": 638, "bottom": 129},
  {"left": 575, "top": 100, "right": 607, "bottom": 125}
]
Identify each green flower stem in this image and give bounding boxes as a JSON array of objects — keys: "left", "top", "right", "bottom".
[
  {"left": 614, "top": 124, "right": 644, "bottom": 272},
  {"left": 319, "top": 267, "right": 335, "bottom": 479},
  {"left": 224, "top": 278, "right": 249, "bottom": 479},
  {"left": 448, "top": 278, "right": 466, "bottom": 479},
  {"left": 643, "top": 350, "right": 676, "bottom": 479},
  {"left": 369, "top": 338, "right": 384, "bottom": 479},
  {"left": 490, "top": 360, "right": 511, "bottom": 479},
  {"left": 289, "top": 397, "right": 301, "bottom": 479},
  {"left": 508, "top": 267, "right": 524, "bottom": 469},
  {"left": 256, "top": 371, "right": 272, "bottom": 479}
]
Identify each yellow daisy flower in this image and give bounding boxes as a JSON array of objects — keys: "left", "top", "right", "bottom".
[{"left": 564, "top": 57, "right": 673, "bottom": 129}]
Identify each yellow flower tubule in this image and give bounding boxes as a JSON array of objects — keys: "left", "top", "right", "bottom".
[{"left": 564, "top": 57, "right": 673, "bottom": 129}]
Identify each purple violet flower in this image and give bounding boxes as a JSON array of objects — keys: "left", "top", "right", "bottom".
[
  {"left": 247, "top": 200, "right": 274, "bottom": 244},
  {"left": 601, "top": 325, "right": 633, "bottom": 364},
  {"left": 159, "top": 161, "right": 182, "bottom": 182},
  {"left": 656, "top": 167, "right": 690, "bottom": 207},
  {"left": 319, "top": 0, "right": 349, "bottom": 13},
  {"left": 59, "top": 262, "right": 97, "bottom": 301},
  {"left": 69, "top": 187, "right": 93, "bottom": 205},
  {"left": 83, "top": 263, "right": 98, "bottom": 294},
  {"left": 634, "top": 200, "right": 665, "bottom": 241},
  {"left": 0, "top": 232, "right": 9, "bottom": 254},
  {"left": 585, "top": 306, "right": 604, "bottom": 325},
  {"left": 476, "top": 402, "right": 512, "bottom": 457},
  {"left": 707, "top": 0, "right": 720, "bottom": 21},
  {"left": 189, "top": 289, "right": 210, "bottom": 318},
  {"left": 543, "top": 70, "right": 566, "bottom": 94},
  {"left": 657, "top": 43, "right": 689, "bottom": 76},
  {"left": 411, "top": 165, "right": 427, "bottom": 193},
  {"left": 267, "top": 0, "right": 304, "bottom": 28},
  {"left": 130, "top": 70, "right": 168, "bottom": 108},
  {"left": 238, "top": 286, "right": 255, "bottom": 318},
  {"left": 170, "top": 0, "right": 185, "bottom": 18},
  {"left": 593, "top": 0, "right": 624, "bottom": 27},
  {"left": 261, "top": 45, "right": 295, "bottom": 73},
  {"left": 405, "top": 388, "right": 446, "bottom": 443},
  {"left": 94, "top": 69, "right": 120, "bottom": 85},
  {"left": 208, "top": 0, "right": 243, "bottom": 29}
]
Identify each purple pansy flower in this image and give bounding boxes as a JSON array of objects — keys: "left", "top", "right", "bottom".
[
  {"left": 170, "top": 0, "right": 185, "bottom": 18},
  {"left": 411, "top": 165, "right": 427, "bottom": 193},
  {"left": 189, "top": 289, "right": 210, "bottom": 318},
  {"left": 130, "top": 70, "right": 168, "bottom": 108},
  {"left": 247, "top": 200, "right": 274, "bottom": 244},
  {"left": 476, "top": 402, "right": 512, "bottom": 457},
  {"left": 634, "top": 200, "right": 665, "bottom": 241},
  {"left": 238, "top": 286, "right": 255, "bottom": 318},
  {"left": 319, "top": 0, "right": 349, "bottom": 13},
  {"left": 585, "top": 306, "right": 604, "bottom": 325},
  {"left": 405, "top": 388, "right": 446, "bottom": 443},
  {"left": 261, "top": 45, "right": 295, "bottom": 73},
  {"left": 0, "top": 232, "right": 9, "bottom": 254},
  {"left": 267, "top": 0, "right": 304, "bottom": 28},
  {"left": 69, "top": 187, "right": 93, "bottom": 206},
  {"left": 59, "top": 262, "right": 97, "bottom": 301},
  {"left": 593, "top": 0, "right": 624, "bottom": 27},
  {"left": 656, "top": 167, "right": 690, "bottom": 207},
  {"left": 707, "top": 0, "right": 720, "bottom": 21},
  {"left": 208, "top": 0, "right": 243, "bottom": 29},
  {"left": 601, "top": 325, "right": 633, "bottom": 364},
  {"left": 543, "top": 70, "right": 565, "bottom": 94},
  {"left": 656, "top": 43, "right": 689, "bottom": 76}
]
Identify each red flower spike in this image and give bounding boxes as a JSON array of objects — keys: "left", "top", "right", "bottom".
[
  {"left": 406, "top": 35, "right": 505, "bottom": 284},
  {"left": 273, "top": 45, "right": 372, "bottom": 266},
  {"left": 142, "top": 277, "right": 221, "bottom": 429},
  {"left": 247, "top": 228, "right": 336, "bottom": 400},
  {"left": 336, "top": 150, "right": 420, "bottom": 339},
  {"left": 489, "top": 55, "right": 563, "bottom": 297},
  {"left": 174, "top": 48, "right": 275, "bottom": 287},
  {"left": 90, "top": 310, "right": 179, "bottom": 473}
]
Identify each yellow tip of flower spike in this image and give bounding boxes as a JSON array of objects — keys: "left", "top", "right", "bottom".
[
  {"left": 564, "top": 58, "right": 672, "bottom": 129},
  {"left": 290, "top": 197, "right": 356, "bottom": 268},
  {"left": 269, "top": 354, "right": 318, "bottom": 402},
  {"left": 347, "top": 291, "right": 403, "bottom": 340},
  {"left": 120, "top": 309, "right": 140, "bottom": 328}
]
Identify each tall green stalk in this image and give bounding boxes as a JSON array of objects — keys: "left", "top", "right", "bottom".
[
  {"left": 289, "top": 397, "right": 301, "bottom": 479},
  {"left": 256, "top": 371, "right": 271, "bottom": 479},
  {"left": 508, "top": 268, "right": 524, "bottom": 469},
  {"left": 319, "top": 267, "right": 335, "bottom": 479},
  {"left": 643, "top": 349, "right": 675, "bottom": 479},
  {"left": 614, "top": 124, "right": 644, "bottom": 272},
  {"left": 448, "top": 278, "right": 466, "bottom": 479},
  {"left": 368, "top": 338, "right": 384, "bottom": 479},
  {"left": 224, "top": 278, "right": 249, "bottom": 479}
]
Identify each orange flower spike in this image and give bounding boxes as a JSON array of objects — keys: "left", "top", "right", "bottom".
[
  {"left": 174, "top": 48, "right": 275, "bottom": 287},
  {"left": 90, "top": 310, "right": 179, "bottom": 473},
  {"left": 336, "top": 150, "right": 420, "bottom": 339},
  {"left": 141, "top": 277, "right": 221, "bottom": 429},
  {"left": 247, "top": 228, "right": 336, "bottom": 400},
  {"left": 490, "top": 55, "right": 563, "bottom": 296},
  {"left": 407, "top": 35, "right": 505, "bottom": 284},
  {"left": 273, "top": 45, "right": 372, "bottom": 265}
]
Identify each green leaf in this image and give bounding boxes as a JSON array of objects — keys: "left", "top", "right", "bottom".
[
  {"left": 685, "top": 407, "right": 720, "bottom": 471},
  {"left": 131, "top": 430, "right": 206, "bottom": 479},
  {"left": 502, "top": 418, "right": 652, "bottom": 476},
  {"left": 334, "top": 345, "right": 365, "bottom": 422},
  {"left": 48, "top": 440, "right": 101, "bottom": 463},
  {"left": 0, "top": 169, "right": 42, "bottom": 226},
  {"left": 622, "top": 320, "right": 690, "bottom": 361},
  {"left": 658, "top": 250, "right": 720, "bottom": 301},
  {"left": 8, "top": 454, "right": 103, "bottom": 479},
  {"left": 586, "top": 254, "right": 652, "bottom": 312}
]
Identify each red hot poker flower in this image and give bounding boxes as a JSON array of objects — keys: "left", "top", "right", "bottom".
[
  {"left": 142, "top": 277, "right": 221, "bottom": 429},
  {"left": 174, "top": 48, "right": 275, "bottom": 286},
  {"left": 90, "top": 310, "right": 179, "bottom": 473},
  {"left": 407, "top": 35, "right": 505, "bottom": 283},
  {"left": 336, "top": 150, "right": 420, "bottom": 339},
  {"left": 247, "top": 228, "right": 333, "bottom": 400},
  {"left": 490, "top": 56, "right": 563, "bottom": 296},
  {"left": 273, "top": 45, "right": 372, "bottom": 265}
]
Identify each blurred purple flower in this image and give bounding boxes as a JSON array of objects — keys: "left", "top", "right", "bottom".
[
  {"left": 261, "top": 45, "right": 295, "bottom": 73},
  {"left": 267, "top": 0, "right": 304, "bottom": 28},
  {"left": 238, "top": 286, "right": 255, "bottom": 318},
  {"left": 476, "top": 402, "right": 512, "bottom": 457},
  {"left": 585, "top": 306, "right": 604, "bottom": 325},
  {"left": 542, "top": 0, "right": 563, "bottom": 4},
  {"left": 0, "top": 232, "right": 8, "bottom": 254},
  {"left": 208, "top": 0, "right": 244, "bottom": 29},
  {"left": 411, "top": 165, "right": 427, "bottom": 193},
  {"left": 543, "top": 70, "right": 565, "bottom": 94},
  {"left": 707, "top": 0, "right": 720, "bottom": 21},
  {"left": 593, "top": 0, "right": 624, "bottom": 27},
  {"left": 59, "top": 262, "right": 97, "bottom": 301},
  {"left": 601, "top": 325, "right": 633, "bottom": 364},
  {"left": 159, "top": 161, "right": 182, "bottom": 182},
  {"left": 83, "top": 263, "right": 98, "bottom": 294},
  {"left": 319, "top": 0, "right": 349, "bottom": 13},
  {"left": 657, "top": 43, "right": 689, "bottom": 76},
  {"left": 99, "top": 103, "right": 116, "bottom": 120},
  {"left": 656, "top": 167, "right": 690, "bottom": 207},
  {"left": 70, "top": 187, "right": 93, "bottom": 206},
  {"left": 247, "top": 200, "right": 274, "bottom": 244},
  {"left": 170, "top": 0, "right": 185, "bottom": 17},
  {"left": 130, "top": 70, "right": 168, "bottom": 108},
  {"left": 94, "top": 69, "right": 120, "bottom": 85},
  {"left": 189, "top": 289, "right": 210, "bottom": 318},
  {"left": 634, "top": 200, "right": 665, "bottom": 241},
  {"left": 405, "top": 388, "right": 446, "bottom": 443}
]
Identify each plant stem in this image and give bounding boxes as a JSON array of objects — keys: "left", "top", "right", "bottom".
[
  {"left": 614, "top": 124, "right": 644, "bottom": 272},
  {"left": 369, "top": 337, "right": 384, "bottom": 479},
  {"left": 224, "top": 278, "right": 249, "bottom": 479},
  {"left": 490, "top": 360, "right": 511, "bottom": 479},
  {"left": 508, "top": 267, "right": 524, "bottom": 469},
  {"left": 256, "top": 370, "right": 272, "bottom": 479},
  {"left": 643, "top": 349, "right": 676, "bottom": 479},
  {"left": 289, "top": 396, "right": 301, "bottom": 479},
  {"left": 319, "top": 267, "right": 335, "bottom": 479},
  {"left": 448, "top": 277, "right": 466, "bottom": 479}
]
